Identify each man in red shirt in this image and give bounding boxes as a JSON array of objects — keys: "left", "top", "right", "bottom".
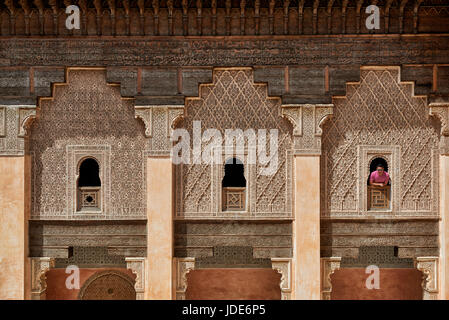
[{"left": 369, "top": 164, "right": 390, "bottom": 187}]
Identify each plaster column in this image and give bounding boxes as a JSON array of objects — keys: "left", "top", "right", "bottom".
[
  {"left": 440, "top": 152, "right": 449, "bottom": 299},
  {"left": 146, "top": 156, "right": 174, "bottom": 300},
  {"left": 0, "top": 157, "right": 28, "bottom": 299},
  {"left": 293, "top": 154, "right": 321, "bottom": 299},
  {"left": 135, "top": 105, "right": 184, "bottom": 300},
  {"left": 429, "top": 104, "right": 449, "bottom": 300},
  {"left": 0, "top": 105, "right": 35, "bottom": 300},
  {"left": 282, "top": 104, "right": 333, "bottom": 300}
]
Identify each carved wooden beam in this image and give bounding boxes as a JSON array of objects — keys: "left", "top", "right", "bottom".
[
  {"left": 269, "top": 0, "right": 275, "bottom": 35},
  {"left": 94, "top": 0, "right": 102, "bottom": 35},
  {"left": 254, "top": 0, "right": 260, "bottom": 35},
  {"left": 341, "top": 0, "right": 348, "bottom": 34},
  {"left": 385, "top": 0, "right": 394, "bottom": 33},
  {"left": 283, "top": 0, "right": 290, "bottom": 35},
  {"left": 152, "top": 0, "right": 159, "bottom": 35},
  {"left": 225, "top": 0, "right": 232, "bottom": 35},
  {"left": 137, "top": 0, "right": 145, "bottom": 35},
  {"left": 356, "top": 0, "right": 364, "bottom": 34},
  {"left": 167, "top": 0, "right": 174, "bottom": 35},
  {"left": 399, "top": 0, "right": 409, "bottom": 34},
  {"left": 326, "top": 0, "right": 335, "bottom": 34},
  {"left": 368, "top": 0, "right": 379, "bottom": 33},
  {"left": 182, "top": 0, "right": 189, "bottom": 36},
  {"left": 313, "top": 0, "right": 319, "bottom": 34},
  {"left": 240, "top": 0, "right": 246, "bottom": 35},
  {"left": 107, "top": 0, "right": 116, "bottom": 36},
  {"left": 212, "top": 0, "right": 217, "bottom": 35},
  {"left": 413, "top": 0, "right": 424, "bottom": 34},
  {"left": 48, "top": 0, "right": 59, "bottom": 35},
  {"left": 197, "top": 0, "right": 203, "bottom": 36},
  {"left": 298, "top": 0, "right": 305, "bottom": 35},
  {"left": 19, "top": 0, "right": 31, "bottom": 35},
  {"left": 5, "top": 0, "right": 16, "bottom": 35},
  {"left": 34, "top": 0, "right": 45, "bottom": 35},
  {"left": 123, "top": 0, "right": 130, "bottom": 36},
  {"left": 78, "top": 0, "right": 88, "bottom": 35}
]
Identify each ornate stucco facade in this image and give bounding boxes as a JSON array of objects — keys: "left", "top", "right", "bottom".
[{"left": 0, "top": 0, "right": 448, "bottom": 300}]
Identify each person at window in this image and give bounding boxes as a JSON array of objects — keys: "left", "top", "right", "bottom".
[{"left": 369, "top": 164, "right": 390, "bottom": 187}]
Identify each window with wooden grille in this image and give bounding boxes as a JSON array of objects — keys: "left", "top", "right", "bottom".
[
  {"left": 77, "top": 158, "right": 101, "bottom": 211},
  {"left": 222, "top": 158, "right": 246, "bottom": 211}
]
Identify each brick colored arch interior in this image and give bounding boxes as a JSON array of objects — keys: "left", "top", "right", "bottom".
[
  {"left": 45, "top": 268, "right": 135, "bottom": 300},
  {"left": 330, "top": 268, "right": 423, "bottom": 300},
  {"left": 185, "top": 268, "right": 282, "bottom": 300}
]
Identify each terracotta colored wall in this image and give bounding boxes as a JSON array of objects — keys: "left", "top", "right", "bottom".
[
  {"left": 331, "top": 268, "right": 422, "bottom": 300},
  {"left": 45, "top": 268, "right": 135, "bottom": 300},
  {"left": 186, "top": 268, "right": 281, "bottom": 300}
]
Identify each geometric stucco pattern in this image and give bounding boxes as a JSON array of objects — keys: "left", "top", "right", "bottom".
[
  {"left": 175, "top": 67, "right": 293, "bottom": 218},
  {"left": 0, "top": 105, "right": 36, "bottom": 156},
  {"left": 341, "top": 246, "right": 414, "bottom": 268},
  {"left": 321, "top": 66, "right": 440, "bottom": 218},
  {"left": 29, "top": 68, "right": 148, "bottom": 220}
]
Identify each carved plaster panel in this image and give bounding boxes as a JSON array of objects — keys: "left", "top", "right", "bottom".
[
  {"left": 30, "top": 257, "right": 55, "bottom": 300},
  {"left": 429, "top": 103, "right": 449, "bottom": 154},
  {"left": 175, "top": 68, "right": 294, "bottom": 219},
  {"left": 414, "top": 256, "right": 439, "bottom": 300},
  {"left": 281, "top": 104, "right": 333, "bottom": 155},
  {"left": 320, "top": 257, "right": 341, "bottom": 300},
  {"left": 126, "top": 257, "right": 146, "bottom": 300},
  {"left": 0, "top": 105, "right": 36, "bottom": 155},
  {"left": 321, "top": 67, "right": 440, "bottom": 218},
  {"left": 174, "top": 257, "right": 195, "bottom": 300},
  {"left": 135, "top": 105, "right": 184, "bottom": 156},
  {"left": 271, "top": 258, "right": 292, "bottom": 300},
  {"left": 29, "top": 68, "right": 148, "bottom": 220}
]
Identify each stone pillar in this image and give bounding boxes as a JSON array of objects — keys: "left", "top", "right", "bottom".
[
  {"left": 282, "top": 104, "right": 333, "bottom": 300},
  {"left": 146, "top": 156, "right": 173, "bottom": 300},
  {"left": 136, "top": 105, "right": 184, "bottom": 300},
  {"left": 440, "top": 152, "right": 449, "bottom": 299},
  {"left": 429, "top": 103, "right": 449, "bottom": 300},
  {"left": 0, "top": 105, "right": 35, "bottom": 300}
]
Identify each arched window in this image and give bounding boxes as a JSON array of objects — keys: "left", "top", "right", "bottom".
[
  {"left": 367, "top": 157, "right": 391, "bottom": 210},
  {"left": 222, "top": 158, "right": 246, "bottom": 188},
  {"left": 222, "top": 158, "right": 246, "bottom": 211},
  {"left": 77, "top": 158, "right": 101, "bottom": 211},
  {"left": 367, "top": 157, "right": 389, "bottom": 185}
]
